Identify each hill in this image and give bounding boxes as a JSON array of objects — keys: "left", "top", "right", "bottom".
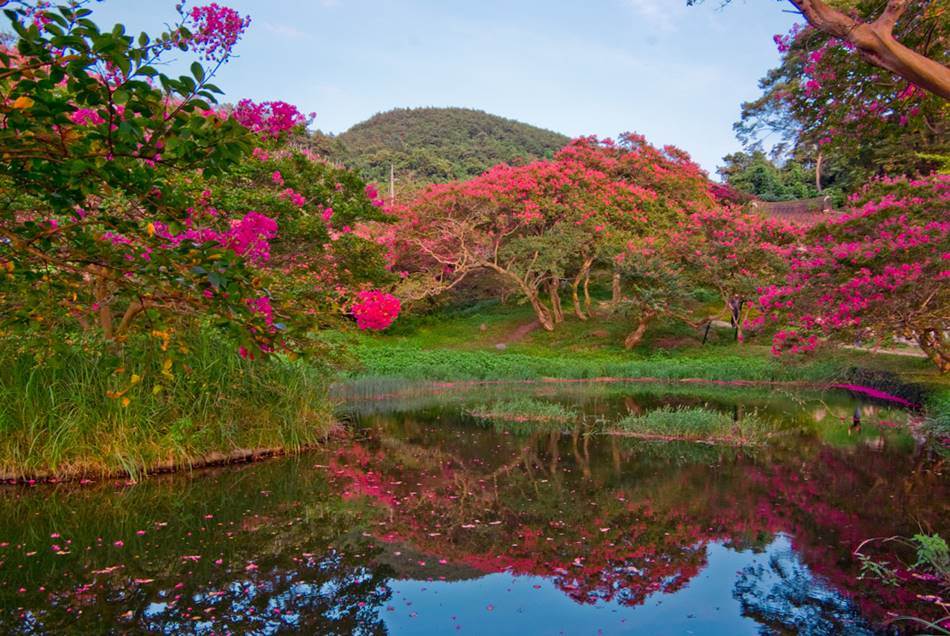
[{"left": 335, "top": 107, "right": 569, "bottom": 185}]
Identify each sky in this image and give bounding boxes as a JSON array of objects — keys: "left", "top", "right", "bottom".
[{"left": 89, "top": 0, "right": 798, "bottom": 176}]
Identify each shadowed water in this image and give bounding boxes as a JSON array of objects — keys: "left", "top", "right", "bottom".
[{"left": 0, "top": 382, "right": 945, "bottom": 634}]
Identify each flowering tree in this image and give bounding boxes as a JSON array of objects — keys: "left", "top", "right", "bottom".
[
  {"left": 758, "top": 174, "right": 949, "bottom": 371},
  {"left": 671, "top": 208, "right": 804, "bottom": 342},
  {"left": 393, "top": 134, "right": 714, "bottom": 333},
  {"left": 0, "top": 2, "right": 399, "bottom": 361},
  {"left": 690, "top": 0, "right": 950, "bottom": 99},
  {"left": 613, "top": 239, "right": 699, "bottom": 348},
  {"left": 735, "top": 5, "right": 947, "bottom": 194}
]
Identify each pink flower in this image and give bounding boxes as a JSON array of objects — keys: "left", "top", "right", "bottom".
[
  {"left": 185, "top": 3, "right": 251, "bottom": 62},
  {"left": 233, "top": 99, "right": 311, "bottom": 138},
  {"left": 69, "top": 108, "right": 105, "bottom": 126},
  {"left": 350, "top": 290, "right": 401, "bottom": 330}
]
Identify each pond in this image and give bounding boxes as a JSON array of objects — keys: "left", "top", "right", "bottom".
[{"left": 0, "top": 381, "right": 945, "bottom": 634}]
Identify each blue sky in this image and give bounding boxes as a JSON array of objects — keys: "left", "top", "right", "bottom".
[{"left": 90, "top": 0, "right": 797, "bottom": 175}]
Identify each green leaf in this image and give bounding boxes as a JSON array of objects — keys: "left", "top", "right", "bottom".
[{"left": 190, "top": 62, "right": 205, "bottom": 83}]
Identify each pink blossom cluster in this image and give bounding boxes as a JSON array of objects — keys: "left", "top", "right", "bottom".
[
  {"left": 154, "top": 211, "right": 278, "bottom": 264},
  {"left": 232, "top": 99, "right": 312, "bottom": 138},
  {"left": 69, "top": 108, "right": 105, "bottom": 126},
  {"left": 279, "top": 188, "right": 306, "bottom": 207},
  {"left": 350, "top": 290, "right": 401, "bottom": 330},
  {"left": 760, "top": 174, "right": 948, "bottom": 357},
  {"left": 185, "top": 3, "right": 251, "bottom": 62},
  {"left": 222, "top": 212, "right": 279, "bottom": 263},
  {"left": 245, "top": 295, "right": 275, "bottom": 329}
]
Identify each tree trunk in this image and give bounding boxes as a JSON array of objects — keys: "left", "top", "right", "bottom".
[
  {"left": 583, "top": 269, "right": 592, "bottom": 315},
  {"left": 527, "top": 291, "right": 556, "bottom": 332},
  {"left": 611, "top": 272, "right": 621, "bottom": 310},
  {"left": 917, "top": 329, "right": 950, "bottom": 374},
  {"left": 571, "top": 258, "right": 594, "bottom": 321},
  {"left": 790, "top": 0, "right": 950, "bottom": 99},
  {"left": 571, "top": 277, "right": 586, "bottom": 321},
  {"left": 549, "top": 279, "right": 564, "bottom": 324},
  {"left": 93, "top": 273, "right": 113, "bottom": 341},
  {"left": 623, "top": 311, "right": 655, "bottom": 350},
  {"left": 728, "top": 296, "right": 745, "bottom": 343},
  {"left": 815, "top": 151, "right": 823, "bottom": 193}
]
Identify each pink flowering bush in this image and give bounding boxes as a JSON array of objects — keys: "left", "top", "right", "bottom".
[
  {"left": 0, "top": 1, "right": 397, "bottom": 361},
  {"left": 232, "top": 99, "right": 313, "bottom": 138},
  {"left": 758, "top": 174, "right": 949, "bottom": 371},
  {"left": 350, "top": 291, "right": 401, "bottom": 330}
]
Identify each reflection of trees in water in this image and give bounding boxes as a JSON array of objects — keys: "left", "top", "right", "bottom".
[
  {"left": 329, "top": 418, "right": 946, "bottom": 629},
  {"left": 734, "top": 539, "right": 874, "bottom": 636}
]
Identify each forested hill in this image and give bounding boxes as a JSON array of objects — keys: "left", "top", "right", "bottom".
[{"left": 334, "top": 107, "right": 569, "bottom": 184}]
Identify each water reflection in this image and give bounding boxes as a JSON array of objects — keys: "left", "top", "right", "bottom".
[{"left": 0, "top": 384, "right": 944, "bottom": 634}]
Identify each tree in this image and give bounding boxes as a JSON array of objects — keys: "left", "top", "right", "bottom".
[
  {"left": 613, "top": 239, "right": 699, "bottom": 349},
  {"left": 757, "top": 174, "right": 949, "bottom": 371},
  {"left": 392, "top": 134, "right": 715, "bottom": 333},
  {"left": 671, "top": 207, "right": 804, "bottom": 342},
  {"left": 0, "top": 1, "right": 398, "bottom": 362},
  {"left": 689, "top": 0, "right": 950, "bottom": 98},
  {"left": 733, "top": 2, "right": 947, "bottom": 195},
  {"left": 718, "top": 151, "right": 821, "bottom": 201}
]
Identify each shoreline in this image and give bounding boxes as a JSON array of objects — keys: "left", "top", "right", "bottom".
[{"left": 2, "top": 376, "right": 926, "bottom": 486}]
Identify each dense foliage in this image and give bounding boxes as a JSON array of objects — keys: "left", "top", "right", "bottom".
[
  {"left": 392, "top": 133, "right": 716, "bottom": 343},
  {"left": 336, "top": 107, "right": 569, "bottom": 185},
  {"left": 718, "top": 150, "right": 822, "bottom": 201},
  {"left": 0, "top": 1, "right": 398, "bottom": 364},
  {"left": 736, "top": 2, "right": 948, "bottom": 194},
  {"left": 758, "top": 174, "right": 949, "bottom": 371}
]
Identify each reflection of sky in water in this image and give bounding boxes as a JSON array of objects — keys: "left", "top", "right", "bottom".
[{"left": 382, "top": 535, "right": 869, "bottom": 635}]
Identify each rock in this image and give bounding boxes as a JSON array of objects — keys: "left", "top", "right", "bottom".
[
  {"left": 479, "top": 323, "right": 488, "bottom": 332},
  {"left": 495, "top": 343, "right": 507, "bottom": 350}
]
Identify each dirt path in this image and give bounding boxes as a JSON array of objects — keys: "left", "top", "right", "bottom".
[
  {"left": 497, "top": 319, "right": 540, "bottom": 346},
  {"left": 840, "top": 345, "right": 928, "bottom": 358}
]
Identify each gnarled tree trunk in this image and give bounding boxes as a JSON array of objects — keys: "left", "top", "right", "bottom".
[
  {"left": 527, "top": 291, "right": 556, "bottom": 332},
  {"left": 571, "top": 257, "right": 594, "bottom": 320},
  {"left": 610, "top": 272, "right": 621, "bottom": 310},
  {"left": 789, "top": 0, "right": 950, "bottom": 99},
  {"left": 624, "top": 310, "right": 656, "bottom": 349},
  {"left": 549, "top": 279, "right": 564, "bottom": 324}
]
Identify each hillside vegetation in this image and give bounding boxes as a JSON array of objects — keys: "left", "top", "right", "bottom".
[{"left": 335, "top": 107, "right": 569, "bottom": 184}]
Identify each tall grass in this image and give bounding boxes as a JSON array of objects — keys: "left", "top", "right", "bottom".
[
  {"left": 611, "top": 406, "right": 774, "bottom": 444},
  {"left": 468, "top": 397, "right": 576, "bottom": 422},
  {"left": 0, "top": 330, "right": 334, "bottom": 480}
]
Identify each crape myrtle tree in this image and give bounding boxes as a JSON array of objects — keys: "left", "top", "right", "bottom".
[
  {"left": 391, "top": 156, "right": 651, "bottom": 332},
  {"left": 733, "top": 1, "right": 947, "bottom": 194},
  {"left": 689, "top": 0, "right": 950, "bottom": 99},
  {"left": 670, "top": 208, "right": 804, "bottom": 343},
  {"left": 613, "top": 238, "right": 700, "bottom": 349},
  {"left": 0, "top": 1, "right": 398, "bottom": 362},
  {"left": 756, "top": 174, "right": 949, "bottom": 371},
  {"left": 392, "top": 134, "right": 715, "bottom": 337}
]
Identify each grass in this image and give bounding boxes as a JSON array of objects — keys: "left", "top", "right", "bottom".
[
  {"left": 609, "top": 406, "right": 774, "bottom": 445},
  {"left": 344, "top": 298, "right": 945, "bottom": 407},
  {"left": 0, "top": 330, "right": 335, "bottom": 480},
  {"left": 468, "top": 397, "right": 576, "bottom": 423}
]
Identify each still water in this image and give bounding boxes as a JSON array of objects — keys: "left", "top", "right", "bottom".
[{"left": 0, "top": 382, "right": 945, "bottom": 634}]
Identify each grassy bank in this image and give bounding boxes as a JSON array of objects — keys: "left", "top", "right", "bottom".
[
  {"left": 0, "top": 331, "right": 334, "bottom": 481},
  {"left": 344, "top": 300, "right": 935, "bottom": 382}
]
